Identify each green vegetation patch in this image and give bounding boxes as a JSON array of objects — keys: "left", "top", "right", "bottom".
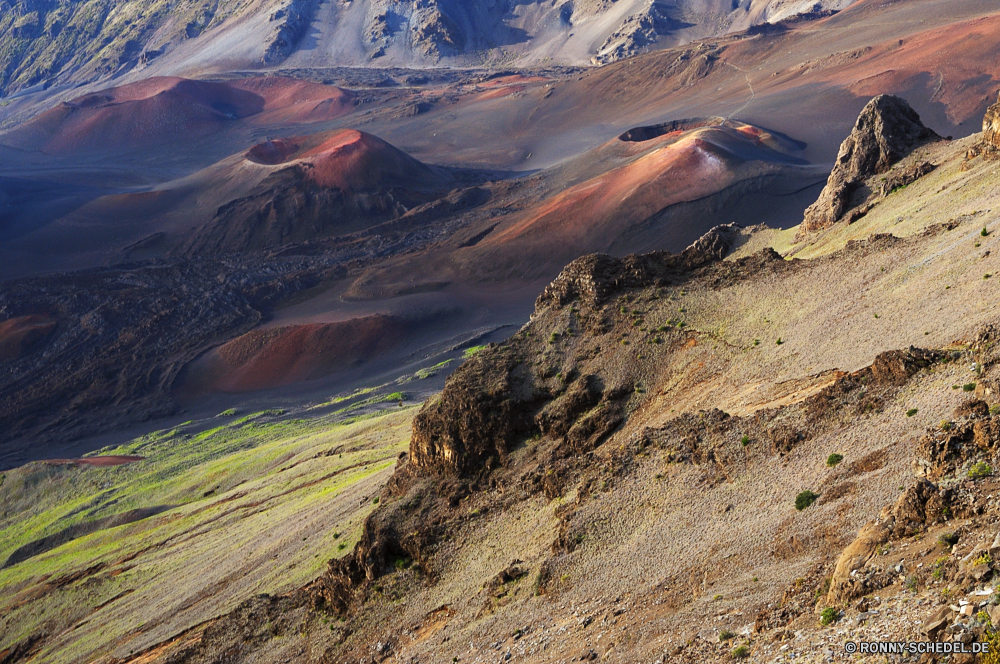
[
  {"left": 969, "top": 462, "right": 993, "bottom": 479},
  {"left": 795, "top": 490, "right": 819, "bottom": 511},
  {"left": 0, "top": 405, "right": 415, "bottom": 664}
]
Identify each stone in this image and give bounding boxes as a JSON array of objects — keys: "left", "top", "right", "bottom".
[{"left": 971, "top": 563, "right": 993, "bottom": 581}]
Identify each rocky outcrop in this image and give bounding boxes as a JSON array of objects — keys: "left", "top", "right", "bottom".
[
  {"left": 985, "top": 93, "right": 1000, "bottom": 149},
  {"left": 975, "top": 92, "right": 1000, "bottom": 159},
  {"left": 801, "top": 95, "right": 940, "bottom": 233},
  {"left": 535, "top": 224, "right": 736, "bottom": 310},
  {"left": 262, "top": 0, "right": 318, "bottom": 63},
  {"left": 411, "top": 6, "right": 464, "bottom": 58},
  {"left": 409, "top": 225, "right": 738, "bottom": 477},
  {"left": 364, "top": 0, "right": 464, "bottom": 60},
  {"left": 827, "top": 480, "right": 951, "bottom": 604},
  {"left": 594, "top": 5, "right": 668, "bottom": 64}
]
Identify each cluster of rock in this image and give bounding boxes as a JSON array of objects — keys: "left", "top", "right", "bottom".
[
  {"left": 801, "top": 94, "right": 940, "bottom": 234},
  {"left": 984, "top": 93, "right": 1000, "bottom": 150}
]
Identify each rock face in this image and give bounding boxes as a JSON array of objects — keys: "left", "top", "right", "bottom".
[
  {"left": 594, "top": 4, "right": 673, "bottom": 64},
  {"left": 801, "top": 95, "right": 939, "bottom": 233}
]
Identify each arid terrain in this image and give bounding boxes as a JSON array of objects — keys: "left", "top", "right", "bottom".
[{"left": 2, "top": 0, "right": 1000, "bottom": 662}]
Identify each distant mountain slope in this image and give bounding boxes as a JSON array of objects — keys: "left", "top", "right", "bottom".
[
  {"left": 0, "top": 0, "right": 315, "bottom": 96},
  {"left": 0, "top": 0, "right": 853, "bottom": 97}
]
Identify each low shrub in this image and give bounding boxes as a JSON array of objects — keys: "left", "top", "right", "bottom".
[
  {"left": 826, "top": 453, "right": 843, "bottom": 467},
  {"left": 939, "top": 532, "right": 959, "bottom": 549},
  {"left": 969, "top": 462, "right": 992, "bottom": 479},
  {"left": 795, "top": 490, "right": 819, "bottom": 511}
]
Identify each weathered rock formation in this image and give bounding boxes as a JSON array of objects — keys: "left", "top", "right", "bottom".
[
  {"left": 827, "top": 479, "right": 951, "bottom": 604},
  {"left": 982, "top": 91, "right": 1000, "bottom": 157},
  {"left": 801, "top": 95, "right": 940, "bottom": 233}
]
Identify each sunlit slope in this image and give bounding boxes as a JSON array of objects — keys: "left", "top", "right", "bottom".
[{"left": 0, "top": 406, "right": 415, "bottom": 664}]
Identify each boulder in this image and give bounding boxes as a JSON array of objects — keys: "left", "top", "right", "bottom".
[
  {"left": 922, "top": 605, "right": 953, "bottom": 639},
  {"left": 827, "top": 480, "right": 947, "bottom": 603}
]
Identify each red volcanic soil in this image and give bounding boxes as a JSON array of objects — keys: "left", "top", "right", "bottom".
[
  {"left": 0, "top": 314, "right": 56, "bottom": 360},
  {"left": 42, "top": 455, "right": 145, "bottom": 466},
  {"left": 11, "top": 77, "right": 263, "bottom": 153},
  {"left": 228, "top": 76, "right": 355, "bottom": 124},
  {"left": 201, "top": 315, "right": 412, "bottom": 393},
  {"left": 264, "top": 129, "right": 447, "bottom": 190},
  {"left": 485, "top": 124, "right": 792, "bottom": 250},
  {"left": 246, "top": 138, "right": 300, "bottom": 165},
  {"left": 7, "top": 76, "right": 354, "bottom": 154}
]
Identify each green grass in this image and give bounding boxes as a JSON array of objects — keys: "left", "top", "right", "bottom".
[
  {"left": 463, "top": 345, "right": 487, "bottom": 358},
  {"left": 0, "top": 405, "right": 416, "bottom": 663},
  {"left": 413, "top": 360, "right": 454, "bottom": 380}
]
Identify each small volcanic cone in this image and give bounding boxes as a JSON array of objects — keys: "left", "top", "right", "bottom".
[
  {"left": 185, "top": 130, "right": 451, "bottom": 254},
  {"left": 5, "top": 76, "right": 354, "bottom": 155},
  {"left": 188, "top": 315, "right": 412, "bottom": 393},
  {"left": 463, "top": 118, "right": 809, "bottom": 279}
]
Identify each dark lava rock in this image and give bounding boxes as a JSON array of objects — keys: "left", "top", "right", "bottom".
[{"left": 802, "top": 95, "right": 940, "bottom": 232}]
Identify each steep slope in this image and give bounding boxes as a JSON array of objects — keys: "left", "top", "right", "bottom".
[
  {"left": 0, "top": 0, "right": 317, "bottom": 96},
  {"left": 0, "top": 0, "right": 855, "bottom": 99}
]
